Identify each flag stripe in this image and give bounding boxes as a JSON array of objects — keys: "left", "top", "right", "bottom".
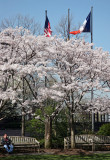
[
  {"left": 44, "top": 15, "right": 52, "bottom": 37},
  {"left": 83, "top": 12, "right": 91, "bottom": 32},
  {"left": 69, "top": 30, "right": 81, "bottom": 35}
]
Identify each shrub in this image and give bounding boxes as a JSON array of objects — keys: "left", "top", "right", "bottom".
[
  {"left": 25, "top": 118, "right": 45, "bottom": 139},
  {"left": 98, "top": 123, "right": 110, "bottom": 136}
]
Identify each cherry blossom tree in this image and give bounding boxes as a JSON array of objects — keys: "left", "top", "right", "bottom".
[
  {"left": 0, "top": 28, "right": 64, "bottom": 142},
  {"left": 0, "top": 27, "right": 109, "bottom": 148},
  {"left": 48, "top": 38, "right": 110, "bottom": 148}
]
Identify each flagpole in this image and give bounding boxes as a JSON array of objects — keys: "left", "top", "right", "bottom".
[
  {"left": 91, "top": 6, "right": 93, "bottom": 48},
  {"left": 45, "top": 10, "right": 47, "bottom": 19},
  {"left": 45, "top": 10, "right": 47, "bottom": 87},
  {"left": 68, "top": 8, "right": 70, "bottom": 40},
  {"left": 91, "top": 6, "right": 95, "bottom": 132}
]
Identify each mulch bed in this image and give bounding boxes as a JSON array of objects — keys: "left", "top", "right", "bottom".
[
  {"left": 0, "top": 148, "right": 92, "bottom": 157},
  {"left": 40, "top": 148, "right": 92, "bottom": 155}
]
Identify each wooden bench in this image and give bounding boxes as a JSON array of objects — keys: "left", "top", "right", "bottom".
[
  {"left": 64, "top": 135, "right": 110, "bottom": 151},
  {"left": 0, "top": 136, "right": 40, "bottom": 152}
]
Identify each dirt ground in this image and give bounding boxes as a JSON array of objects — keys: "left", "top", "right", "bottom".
[
  {"left": 40, "top": 148, "right": 91, "bottom": 155},
  {"left": 0, "top": 148, "right": 91, "bottom": 157}
]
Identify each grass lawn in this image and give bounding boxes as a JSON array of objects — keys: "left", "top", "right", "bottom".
[{"left": 1, "top": 154, "right": 110, "bottom": 160}]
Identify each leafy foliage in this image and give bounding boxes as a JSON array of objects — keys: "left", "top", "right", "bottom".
[
  {"left": 98, "top": 123, "right": 110, "bottom": 136},
  {"left": 26, "top": 109, "right": 45, "bottom": 139},
  {"left": 26, "top": 108, "right": 68, "bottom": 148}
]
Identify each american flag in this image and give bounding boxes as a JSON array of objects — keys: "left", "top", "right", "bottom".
[{"left": 44, "top": 15, "right": 52, "bottom": 37}]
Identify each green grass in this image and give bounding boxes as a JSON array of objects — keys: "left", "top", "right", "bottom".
[{"left": 1, "top": 154, "right": 110, "bottom": 160}]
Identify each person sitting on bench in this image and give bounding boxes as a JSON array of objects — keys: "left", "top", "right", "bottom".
[{"left": 1, "top": 134, "right": 14, "bottom": 153}]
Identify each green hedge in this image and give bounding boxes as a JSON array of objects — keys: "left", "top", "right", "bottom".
[{"left": 98, "top": 123, "right": 110, "bottom": 136}]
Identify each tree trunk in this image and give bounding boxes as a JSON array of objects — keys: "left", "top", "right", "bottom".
[
  {"left": 45, "top": 116, "right": 52, "bottom": 149},
  {"left": 70, "top": 90, "right": 75, "bottom": 149},
  {"left": 21, "top": 77, "right": 25, "bottom": 136},
  {"left": 21, "top": 113, "right": 25, "bottom": 136},
  {"left": 70, "top": 113, "right": 75, "bottom": 149}
]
